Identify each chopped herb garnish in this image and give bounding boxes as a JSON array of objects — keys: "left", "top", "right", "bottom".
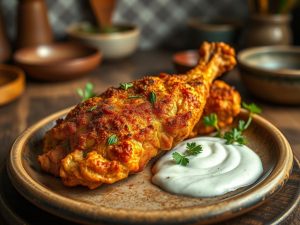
[
  {"left": 224, "top": 128, "right": 246, "bottom": 145},
  {"left": 128, "top": 95, "right": 143, "bottom": 99},
  {"left": 238, "top": 120, "right": 247, "bottom": 132},
  {"left": 172, "top": 152, "right": 189, "bottom": 166},
  {"left": 185, "top": 142, "right": 203, "bottom": 156},
  {"left": 204, "top": 102, "right": 262, "bottom": 145},
  {"left": 77, "top": 82, "right": 96, "bottom": 102},
  {"left": 120, "top": 82, "right": 133, "bottom": 90},
  {"left": 242, "top": 102, "right": 262, "bottom": 115},
  {"left": 203, "top": 113, "right": 221, "bottom": 136},
  {"left": 107, "top": 134, "right": 118, "bottom": 145},
  {"left": 88, "top": 106, "right": 97, "bottom": 112},
  {"left": 149, "top": 91, "right": 156, "bottom": 105},
  {"left": 172, "top": 142, "right": 203, "bottom": 166},
  {"left": 82, "top": 151, "right": 88, "bottom": 158},
  {"left": 241, "top": 102, "right": 261, "bottom": 132}
]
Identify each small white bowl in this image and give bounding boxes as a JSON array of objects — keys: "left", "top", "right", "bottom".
[{"left": 66, "top": 22, "right": 140, "bottom": 60}]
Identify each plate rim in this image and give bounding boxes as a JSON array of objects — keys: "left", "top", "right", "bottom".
[{"left": 8, "top": 107, "right": 294, "bottom": 225}]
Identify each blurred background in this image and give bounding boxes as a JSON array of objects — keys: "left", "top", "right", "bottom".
[{"left": 1, "top": 0, "right": 299, "bottom": 50}]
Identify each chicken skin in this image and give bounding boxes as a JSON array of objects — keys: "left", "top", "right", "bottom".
[
  {"left": 38, "top": 42, "right": 237, "bottom": 189},
  {"left": 195, "top": 80, "right": 241, "bottom": 135}
]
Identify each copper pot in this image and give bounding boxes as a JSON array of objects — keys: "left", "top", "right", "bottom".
[{"left": 16, "top": 0, "right": 53, "bottom": 48}]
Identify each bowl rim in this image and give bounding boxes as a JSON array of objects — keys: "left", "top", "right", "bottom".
[
  {"left": 7, "top": 107, "right": 294, "bottom": 224},
  {"left": 187, "top": 17, "right": 240, "bottom": 32},
  {"left": 237, "top": 46, "right": 300, "bottom": 78},
  {"left": 0, "top": 64, "right": 25, "bottom": 105},
  {"left": 66, "top": 22, "right": 140, "bottom": 40},
  {"left": 172, "top": 50, "right": 199, "bottom": 67},
  {"left": 13, "top": 42, "right": 102, "bottom": 67}
]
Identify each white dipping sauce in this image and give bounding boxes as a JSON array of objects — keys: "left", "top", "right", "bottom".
[{"left": 152, "top": 137, "right": 263, "bottom": 197}]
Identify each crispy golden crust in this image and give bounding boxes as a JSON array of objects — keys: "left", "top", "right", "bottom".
[
  {"left": 192, "top": 80, "right": 241, "bottom": 135},
  {"left": 38, "top": 42, "right": 237, "bottom": 189}
]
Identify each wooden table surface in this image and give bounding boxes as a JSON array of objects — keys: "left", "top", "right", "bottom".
[{"left": 0, "top": 50, "right": 299, "bottom": 224}]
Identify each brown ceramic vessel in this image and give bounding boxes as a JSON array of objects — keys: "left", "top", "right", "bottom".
[
  {"left": 8, "top": 108, "right": 294, "bottom": 224},
  {"left": 14, "top": 42, "right": 102, "bottom": 81},
  {"left": 243, "top": 14, "right": 292, "bottom": 47},
  {"left": 16, "top": 0, "right": 53, "bottom": 48},
  {"left": 89, "top": 0, "right": 116, "bottom": 28}
]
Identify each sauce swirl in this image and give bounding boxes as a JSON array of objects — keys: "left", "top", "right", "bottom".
[{"left": 152, "top": 137, "right": 263, "bottom": 197}]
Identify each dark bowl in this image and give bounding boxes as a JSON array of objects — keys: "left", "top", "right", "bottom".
[
  {"left": 187, "top": 18, "right": 240, "bottom": 48},
  {"left": 173, "top": 50, "right": 199, "bottom": 74},
  {"left": 238, "top": 46, "right": 300, "bottom": 104},
  {"left": 14, "top": 42, "right": 102, "bottom": 81}
]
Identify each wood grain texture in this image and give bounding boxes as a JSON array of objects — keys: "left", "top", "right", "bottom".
[{"left": 0, "top": 50, "right": 299, "bottom": 224}]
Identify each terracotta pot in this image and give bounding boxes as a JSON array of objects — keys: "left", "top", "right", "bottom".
[
  {"left": 0, "top": 11, "right": 11, "bottom": 62},
  {"left": 89, "top": 0, "right": 116, "bottom": 28},
  {"left": 243, "top": 14, "right": 292, "bottom": 47},
  {"left": 16, "top": 0, "right": 53, "bottom": 48}
]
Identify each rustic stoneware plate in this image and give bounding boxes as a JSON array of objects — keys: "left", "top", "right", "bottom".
[{"left": 8, "top": 108, "right": 294, "bottom": 225}]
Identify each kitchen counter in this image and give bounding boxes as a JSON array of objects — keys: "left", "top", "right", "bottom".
[{"left": 0, "top": 49, "right": 299, "bottom": 224}]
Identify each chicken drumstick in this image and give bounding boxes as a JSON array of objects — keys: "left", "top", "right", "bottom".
[{"left": 38, "top": 42, "right": 236, "bottom": 189}]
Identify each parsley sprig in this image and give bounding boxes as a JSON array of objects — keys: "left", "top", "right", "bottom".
[
  {"left": 128, "top": 95, "right": 143, "bottom": 99},
  {"left": 107, "top": 134, "right": 118, "bottom": 145},
  {"left": 149, "top": 91, "right": 156, "bottom": 105},
  {"left": 172, "top": 152, "right": 189, "bottom": 166},
  {"left": 203, "top": 113, "right": 221, "bottom": 137},
  {"left": 185, "top": 142, "right": 203, "bottom": 156},
  {"left": 77, "top": 82, "right": 96, "bottom": 102},
  {"left": 172, "top": 142, "right": 203, "bottom": 166},
  {"left": 120, "top": 82, "right": 133, "bottom": 90},
  {"left": 203, "top": 102, "right": 261, "bottom": 145},
  {"left": 88, "top": 105, "right": 97, "bottom": 112}
]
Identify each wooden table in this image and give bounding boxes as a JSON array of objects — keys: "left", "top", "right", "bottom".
[{"left": 0, "top": 50, "right": 299, "bottom": 224}]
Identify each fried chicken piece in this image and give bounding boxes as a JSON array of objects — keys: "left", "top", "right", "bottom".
[
  {"left": 192, "top": 80, "right": 241, "bottom": 136},
  {"left": 38, "top": 42, "right": 236, "bottom": 189}
]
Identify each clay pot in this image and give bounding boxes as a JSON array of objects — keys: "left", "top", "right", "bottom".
[
  {"left": 16, "top": 0, "right": 53, "bottom": 48},
  {"left": 243, "top": 14, "right": 292, "bottom": 47},
  {"left": 89, "top": 0, "right": 116, "bottom": 28}
]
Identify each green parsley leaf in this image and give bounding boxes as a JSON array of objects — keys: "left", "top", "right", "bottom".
[
  {"left": 203, "top": 113, "right": 218, "bottom": 127},
  {"left": 203, "top": 113, "right": 221, "bottom": 136},
  {"left": 224, "top": 128, "right": 246, "bottom": 145},
  {"left": 238, "top": 120, "right": 247, "bottom": 132},
  {"left": 82, "top": 151, "right": 88, "bottom": 158},
  {"left": 172, "top": 142, "right": 203, "bottom": 166},
  {"left": 185, "top": 142, "right": 203, "bottom": 156},
  {"left": 107, "top": 134, "right": 118, "bottom": 145},
  {"left": 149, "top": 91, "right": 156, "bottom": 105},
  {"left": 242, "top": 102, "right": 262, "bottom": 114},
  {"left": 77, "top": 82, "right": 96, "bottom": 102},
  {"left": 172, "top": 152, "right": 189, "bottom": 166},
  {"left": 88, "top": 106, "right": 97, "bottom": 112},
  {"left": 120, "top": 82, "right": 133, "bottom": 90},
  {"left": 128, "top": 95, "right": 143, "bottom": 99}
]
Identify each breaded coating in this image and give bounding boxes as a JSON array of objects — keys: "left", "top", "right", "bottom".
[{"left": 38, "top": 42, "right": 237, "bottom": 189}]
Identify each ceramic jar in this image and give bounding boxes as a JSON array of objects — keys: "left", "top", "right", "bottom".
[
  {"left": 243, "top": 14, "right": 292, "bottom": 47},
  {"left": 16, "top": 0, "right": 53, "bottom": 48}
]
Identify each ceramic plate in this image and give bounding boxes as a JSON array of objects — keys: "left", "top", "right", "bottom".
[{"left": 8, "top": 108, "right": 294, "bottom": 225}]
